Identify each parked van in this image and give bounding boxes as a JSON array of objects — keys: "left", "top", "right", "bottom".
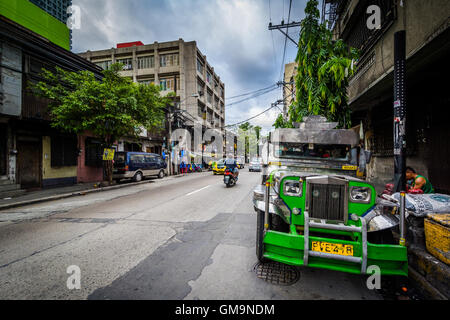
[{"left": 113, "top": 152, "right": 167, "bottom": 182}]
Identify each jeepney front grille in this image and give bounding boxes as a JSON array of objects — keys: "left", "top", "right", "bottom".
[{"left": 308, "top": 183, "right": 346, "bottom": 222}]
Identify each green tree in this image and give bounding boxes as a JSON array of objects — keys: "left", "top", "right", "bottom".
[
  {"left": 238, "top": 122, "right": 252, "bottom": 132},
  {"left": 253, "top": 125, "right": 262, "bottom": 156},
  {"left": 283, "top": 0, "right": 358, "bottom": 128},
  {"left": 273, "top": 114, "right": 293, "bottom": 129},
  {"left": 30, "top": 63, "right": 168, "bottom": 184}
]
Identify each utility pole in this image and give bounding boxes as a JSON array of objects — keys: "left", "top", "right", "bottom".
[
  {"left": 393, "top": 30, "right": 407, "bottom": 193},
  {"left": 166, "top": 103, "right": 173, "bottom": 176},
  {"left": 268, "top": 21, "right": 301, "bottom": 47}
]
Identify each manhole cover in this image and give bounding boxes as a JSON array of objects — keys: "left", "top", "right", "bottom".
[{"left": 253, "top": 261, "right": 300, "bottom": 286}]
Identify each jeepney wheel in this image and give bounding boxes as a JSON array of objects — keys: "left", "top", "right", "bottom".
[{"left": 256, "top": 209, "right": 268, "bottom": 263}]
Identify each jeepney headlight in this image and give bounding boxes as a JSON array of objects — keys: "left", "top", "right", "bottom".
[
  {"left": 283, "top": 180, "right": 302, "bottom": 197},
  {"left": 350, "top": 186, "right": 371, "bottom": 203}
]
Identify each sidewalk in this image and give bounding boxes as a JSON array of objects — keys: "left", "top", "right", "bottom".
[{"left": 0, "top": 173, "right": 197, "bottom": 211}]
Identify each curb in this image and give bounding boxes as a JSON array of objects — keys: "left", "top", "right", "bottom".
[
  {"left": 408, "top": 244, "right": 450, "bottom": 300},
  {"left": 0, "top": 173, "right": 193, "bottom": 211}
]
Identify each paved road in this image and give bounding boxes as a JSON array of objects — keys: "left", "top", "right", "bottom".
[{"left": 0, "top": 170, "right": 381, "bottom": 300}]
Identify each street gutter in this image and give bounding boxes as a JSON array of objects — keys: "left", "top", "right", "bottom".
[{"left": 0, "top": 174, "right": 194, "bottom": 211}]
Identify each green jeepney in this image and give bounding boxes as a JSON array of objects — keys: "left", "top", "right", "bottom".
[{"left": 253, "top": 116, "right": 408, "bottom": 276}]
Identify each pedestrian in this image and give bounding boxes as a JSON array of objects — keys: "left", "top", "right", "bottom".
[
  {"left": 180, "top": 161, "right": 186, "bottom": 174},
  {"left": 406, "top": 167, "right": 434, "bottom": 194}
]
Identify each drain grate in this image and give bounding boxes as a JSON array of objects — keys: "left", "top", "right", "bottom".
[{"left": 253, "top": 261, "right": 300, "bottom": 286}]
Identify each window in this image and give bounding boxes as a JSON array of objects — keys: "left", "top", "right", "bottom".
[
  {"left": 159, "top": 77, "right": 179, "bottom": 91},
  {"left": 206, "top": 71, "right": 212, "bottom": 84},
  {"left": 197, "top": 79, "right": 204, "bottom": 94},
  {"left": 95, "top": 60, "right": 112, "bottom": 70},
  {"left": 138, "top": 79, "right": 154, "bottom": 86},
  {"left": 160, "top": 53, "right": 179, "bottom": 67},
  {"left": 274, "top": 143, "right": 350, "bottom": 161},
  {"left": 197, "top": 58, "right": 204, "bottom": 74},
  {"left": 207, "top": 91, "right": 213, "bottom": 104},
  {"left": 51, "top": 135, "right": 78, "bottom": 167},
  {"left": 137, "top": 56, "right": 154, "bottom": 69},
  {"left": 116, "top": 58, "right": 133, "bottom": 70},
  {"left": 198, "top": 105, "right": 206, "bottom": 119},
  {"left": 85, "top": 138, "right": 103, "bottom": 167},
  {"left": 130, "top": 154, "right": 145, "bottom": 164}
]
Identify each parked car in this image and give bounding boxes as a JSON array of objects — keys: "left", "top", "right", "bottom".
[
  {"left": 113, "top": 152, "right": 166, "bottom": 182},
  {"left": 249, "top": 157, "right": 262, "bottom": 172}
]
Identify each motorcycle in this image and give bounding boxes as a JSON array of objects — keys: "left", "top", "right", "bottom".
[{"left": 223, "top": 167, "right": 238, "bottom": 187}]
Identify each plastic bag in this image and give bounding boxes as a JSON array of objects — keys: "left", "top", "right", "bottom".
[{"left": 391, "top": 193, "right": 450, "bottom": 217}]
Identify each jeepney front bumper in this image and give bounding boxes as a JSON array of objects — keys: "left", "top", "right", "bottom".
[{"left": 252, "top": 185, "right": 408, "bottom": 276}]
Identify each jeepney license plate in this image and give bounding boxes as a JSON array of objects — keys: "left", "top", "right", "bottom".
[{"left": 311, "top": 241, "right": 354, "bottom": 256}]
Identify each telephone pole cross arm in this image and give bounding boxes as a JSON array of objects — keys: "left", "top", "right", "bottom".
[{"left": 268, "top": 21, "right": 301, "bottom": 47}]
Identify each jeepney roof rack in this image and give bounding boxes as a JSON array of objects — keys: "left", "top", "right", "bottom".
[{"left": 271, "top": 116, "right": 360, "bottom": 147}]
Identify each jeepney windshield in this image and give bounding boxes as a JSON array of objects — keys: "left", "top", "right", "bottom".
[{"left": 274, "top": 143, "right": 351, "bottom": 161}]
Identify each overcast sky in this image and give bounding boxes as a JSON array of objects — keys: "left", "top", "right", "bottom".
[{"left": 72, "top": 0, "right": 314, "bottom": 135}]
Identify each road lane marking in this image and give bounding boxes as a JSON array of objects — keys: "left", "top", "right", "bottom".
[{"left": 185, "top": 185, "right": 211, "bottom": 196}]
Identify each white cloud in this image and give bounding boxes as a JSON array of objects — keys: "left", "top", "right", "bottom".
[{"left": 72, "top": 0, "right": 307, "bottom": 132}]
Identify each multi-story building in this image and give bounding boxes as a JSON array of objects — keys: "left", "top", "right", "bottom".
[
  {"left": 79, "top": 39, "right": 226, "bottom": 155},
  {"left": 0, "top": 0, "right": 71, "bottom": 50},
  {"left": 323, "top": 0, "right": 450, "bottom": 194},
  {"left": 1, "top": 1, "right": 103, "bottom": 195},
  {"left": 28, "top": 0, "right": 73, "bottom": 49}
]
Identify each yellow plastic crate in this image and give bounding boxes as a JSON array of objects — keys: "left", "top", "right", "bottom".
[{"left": 424, "top": 213, "right": 450, "bottom": 265}]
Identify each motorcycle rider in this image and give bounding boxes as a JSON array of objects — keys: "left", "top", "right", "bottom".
[{"left": 224, "top": 153, "right": 239, "bottom": 180}]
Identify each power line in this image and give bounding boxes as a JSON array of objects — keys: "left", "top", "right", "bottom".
[
  {"left": 225, "top": 86, "right": 279, "bottom": 108},
  {"left": 225, "top": 104, "right": 279, "bottom": 128},
  {"left": 226, "top": 84, "right": 277, "bottom": 100},
  {"left": 279, "top": 0, "right": 293, "bottom": 81}
]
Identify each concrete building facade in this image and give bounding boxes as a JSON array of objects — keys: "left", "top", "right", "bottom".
[
  {"left": 323, "top": 0, "right": 450, "bottom": 193},
  {"left": 78, "top": 39, "right": 226, "bottom": 156},
  {"left": 0, "top": 13, "right": 103, "bottom": 195}
]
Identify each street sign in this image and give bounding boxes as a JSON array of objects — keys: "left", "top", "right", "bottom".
[{"left": 103, "top": 148, "right": 115, "bottom": 161}]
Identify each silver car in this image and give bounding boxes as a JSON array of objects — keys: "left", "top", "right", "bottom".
[{"left": 249, "top": 157, "right": 262, "bottom": 172}]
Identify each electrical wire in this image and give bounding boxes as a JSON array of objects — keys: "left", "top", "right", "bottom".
[
  {"left": 225, "top": 104, "right": 279, "bottom": 127},
  {"left": 226, "top": 84, "right": 277, "bottom": 100},
  {"left": 279, "top": 0, "right": 293, "bottom": 81},
  {"left": 225, "top": 86, "right": 279, "bottom": 109}
]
